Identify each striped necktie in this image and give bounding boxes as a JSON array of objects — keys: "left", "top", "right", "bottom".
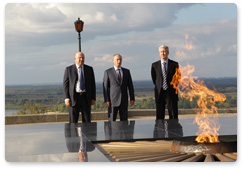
[{"left": 162, "top": 62, "right": 168, "bottom": 90}]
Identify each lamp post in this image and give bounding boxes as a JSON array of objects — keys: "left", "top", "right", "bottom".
[{"left": 74, "top": 18, "right": 84, "bottom": 52}]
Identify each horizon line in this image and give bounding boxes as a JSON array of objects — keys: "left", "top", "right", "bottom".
[{"left": 5, "top": 76, "right": 237, "bottom": 87}]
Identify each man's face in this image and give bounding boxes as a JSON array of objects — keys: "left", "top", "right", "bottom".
[
  {"left": 159, "top": 48, "right": 169, "bottom": 61},
  {"left": 113, "top": 54, "right": 122, "bottom": 68},
  {"left": 74, "top": 53, "right": 85, "bottom": 66}
]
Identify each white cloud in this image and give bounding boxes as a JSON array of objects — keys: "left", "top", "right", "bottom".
[
  {"left": 91, "top": 19, "right": 237, "bottom": 80},
  {"left": 94, "top": 11, "right": 106, "bottom": 22},
  {"left": 5, "top": 3, "right": 67, "bottom": 33},
  {"left": 5, "top": 3, "right": 193, "bottom": 34},
  {"left": 82, "top": 11, "right": 115, "bottom": 24},
  {"left": 22, "top": 66, "right": 34, "bottom": 70},
  {"left": 227, "top": 44, "right": 237, "bottom": 53},
  {"left": 93, "top": 54, "right": 112, "bottom": 66},
  {"left": 4, "top": 3, "right": 237, "bottom": 84}
]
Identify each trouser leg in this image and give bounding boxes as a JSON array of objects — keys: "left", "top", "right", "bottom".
[
  {"left": 68, "top": 104, "right": 80, "bottom": 123},
  {"left": 119, "top": 105, "right": 128, "bottom": 121},
  {"left": 156, "top": 101, "right": 165, "bottom": 119},
  {"left": 109, "top": 106, "right": 119, "bottom": 121},
  {"left": 156, "top": 90, "right": 166, "bottom": 120},
  {"left": 80, "top": 93, "right": 91, "bottom": 123},
  {"left": 166, "top": 95, "right": 178, "bottom": 119}
]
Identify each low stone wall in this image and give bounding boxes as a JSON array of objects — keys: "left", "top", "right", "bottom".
[{"left": 5, "top": 108, "right": 237, "bottom": 125}]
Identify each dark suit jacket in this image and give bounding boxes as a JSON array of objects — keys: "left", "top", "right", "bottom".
[
  {"left": 151, "top": 59, "right": 179, "bottom": 102},
  {"left": 63, "top": 64, "right": 96, "bottom": 107},
  {"left": 103, "top": 67, "right": 135, "bottom": 107}
]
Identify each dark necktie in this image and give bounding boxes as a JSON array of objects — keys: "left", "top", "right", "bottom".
[
  {"left": 162, "top": 62, "right": 168, "bottom": 90},
  {"left": 117, "top": 69, "right": 122, "bottom": 84},
  {"left": 79, "top": 66, "right": 85, "bottom": 90}
]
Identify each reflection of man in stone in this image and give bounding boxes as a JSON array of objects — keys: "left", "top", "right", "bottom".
[
  {"left": 153, "top": 119, "right": 183, "bottom": 139},
  {"left": 64, "top": 123, "right": 97, "bottom": 162},
  {"left": 104, "top": 121, "right": 135, "bottom": 140},
  {"left": 77, "top": 127, "right": 88, "bottom": 162}
]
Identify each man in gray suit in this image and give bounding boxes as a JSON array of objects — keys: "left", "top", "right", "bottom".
[{"left": 103, "top": 54, "right": 135, "bottom": 121}]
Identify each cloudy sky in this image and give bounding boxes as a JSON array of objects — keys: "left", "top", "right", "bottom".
[{"left": 4, "top": 2, "right": 237, "bottom": 85}]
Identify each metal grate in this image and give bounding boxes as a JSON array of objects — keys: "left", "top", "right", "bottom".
[{"left": 97, "top": 140, "right": 237, "bottom": 162}]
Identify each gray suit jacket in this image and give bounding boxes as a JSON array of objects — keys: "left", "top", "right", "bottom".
[{"left": 103, "top": 67, "right": 135, "bottom": 107}]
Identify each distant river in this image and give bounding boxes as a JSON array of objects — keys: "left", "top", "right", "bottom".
[{"left": 5, "top": 109, "right": 19, "bottom": 116}]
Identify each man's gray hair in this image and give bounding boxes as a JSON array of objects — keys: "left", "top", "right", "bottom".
[{"left": 158, "top": 45, "right": 169, "bottom": 52}]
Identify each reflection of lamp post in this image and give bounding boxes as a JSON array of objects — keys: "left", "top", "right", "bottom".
[{"left": 74, "top": 18, "right": 84, "bottom": 52}]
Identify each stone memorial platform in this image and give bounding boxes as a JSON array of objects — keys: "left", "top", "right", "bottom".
[{"left": 5, "top": 116, "right": 237, "bottom": 162}]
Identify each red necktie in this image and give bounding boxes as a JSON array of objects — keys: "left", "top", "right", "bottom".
[{"left": 117, "top": 69, "right": 122, "bottom": 84}]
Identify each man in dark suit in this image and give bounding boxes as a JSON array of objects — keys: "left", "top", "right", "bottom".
[
  {"left": 63, "top": 52, "right": 96, "bottom": 123},
  {"left": 103, "top": 54, "right": 135, "bottom": 121},
  {"left": 151, "top": 45, "right": 180, "bottom": 119}
]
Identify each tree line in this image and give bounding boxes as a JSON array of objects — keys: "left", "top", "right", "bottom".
[
  {"left": 5, "top": 78, "right": 237, "bottom": 115},
  {"left": 14, "top": 94, "right": 236, "bottom": 115}
]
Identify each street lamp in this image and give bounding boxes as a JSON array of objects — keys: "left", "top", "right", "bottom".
[{"left": 74, "top": 18, "right": 84, "bottom": 52}]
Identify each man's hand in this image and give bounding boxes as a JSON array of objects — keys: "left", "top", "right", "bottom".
[
  {"left": 65, "top": 99, "right": 71, "bottom": 106},
  {"left": 105, "top": 102, "right": 110, "bottom": 108},
  {"left": 91, "top": 100, "right": 96, "bottom": 105},
  {"left": 130, "top": 100, "right": 135, "bottom": 107}
]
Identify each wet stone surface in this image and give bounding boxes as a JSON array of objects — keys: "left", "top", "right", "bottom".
[{"left": 5, "top": 116, "right": 237, "bottom": 162}]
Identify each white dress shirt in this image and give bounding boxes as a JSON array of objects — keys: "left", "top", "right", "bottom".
[{"left": 76, "top": 64, "right": 86, "bottom": 93}]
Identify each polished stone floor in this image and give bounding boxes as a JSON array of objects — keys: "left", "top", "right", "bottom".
[{"left": 5, "top": 117, "right": 237, "bottom": 162}]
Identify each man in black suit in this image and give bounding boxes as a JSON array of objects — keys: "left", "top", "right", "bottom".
[
  {"left": 151, "top": 45, "right": 180, "bottom": 119},
  {"left": 63, "top": 52, "right": 96, "bottom": 123},
  {"left": 103, "top": 54, "right": 135, "bottom": 121}
]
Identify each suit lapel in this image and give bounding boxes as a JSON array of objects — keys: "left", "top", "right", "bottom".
[
  {"left": 112, "top": 67, "right": 119, "bottom": 85},
  {"left": 157, "top": 61, "right": 163, "bottom": 80},
  {"left": 83, "top": 64, "right": 88, "bottom": 85},
  {"left": 83, "top": 64, "right": 86, "bottom": 77},
  {"left": 120, "top": 67, "right": 124, "bottom": 85},
  {"left": 158, "top": 60, "right": 162, "bottom": 74},
  {"left": 167, "top": 59, "right": 172, "bottom": 76},
  {"left": 112, "top": 67, "right": 122, "bottom": 85},
  {"left": 72, "top": 64, "right": 78, "bottom": 81}
]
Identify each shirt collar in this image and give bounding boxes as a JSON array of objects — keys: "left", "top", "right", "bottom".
[
  {"left": 114, "top": 66, "right": 121, "bottom": 71},
  {"left": 76, "top": 64, "right": 83, "bottom": 69},
  {"left": 161, "top": 59, "right": 168, "bottom": 64}
]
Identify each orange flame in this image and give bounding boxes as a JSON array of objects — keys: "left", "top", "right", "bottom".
[{"left": 171, "top": 64, "right": 226, "bottom": 143}]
